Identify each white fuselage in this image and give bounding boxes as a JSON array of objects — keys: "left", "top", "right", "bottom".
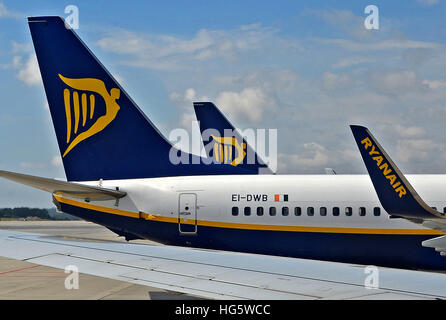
[
  {"left": 75, "top": 174, "right": 446, "bottom": 232},
  {"left": 54, "top": 174, "right": 446, "bottom": 270}
]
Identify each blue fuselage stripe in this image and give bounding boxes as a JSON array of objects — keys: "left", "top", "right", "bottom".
[{"left": 58, "top": 201, "right": 446, "bottom": 271}]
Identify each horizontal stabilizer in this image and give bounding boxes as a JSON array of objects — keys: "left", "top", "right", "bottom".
[
  {"left": 0, "top": 170, "right": 126, "bottom": 201},
  {"left": 422, "top": 236, "right": 446, "bottom": 256},
  {"left": 350, "top": 125, "right": 444, "bottom": 221}
]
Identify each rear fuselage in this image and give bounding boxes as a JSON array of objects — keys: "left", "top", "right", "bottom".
[{"left": 53, "top": 174, "right": 446, "bottom": 270}]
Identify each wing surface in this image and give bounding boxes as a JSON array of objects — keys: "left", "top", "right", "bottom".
[{"left": 1, "top": 230, "right": 445, "bottom": 299}]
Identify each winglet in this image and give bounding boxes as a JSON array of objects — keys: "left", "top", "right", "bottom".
[{"left": 350, "top": 125, "right": 443, "bottom": 220}]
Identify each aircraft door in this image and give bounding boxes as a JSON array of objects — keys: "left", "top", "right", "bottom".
[{"left": 178, "top": 193, "right": 197, "bottom": 235}]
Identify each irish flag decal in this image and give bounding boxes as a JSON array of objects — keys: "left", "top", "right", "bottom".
[{"left": 274, "top": 194, "right": 288, "bottom": 202}]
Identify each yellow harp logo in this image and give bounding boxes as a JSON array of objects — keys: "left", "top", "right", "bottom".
[
  {"left": 59, "top": 74, "right": 120, "bottom": 157},
  {"left": 211, "top": 135, "right": 246, "bottom": 166}
]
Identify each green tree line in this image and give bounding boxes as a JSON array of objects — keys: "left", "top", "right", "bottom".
[{"left": 0, "top": 207, "right": 66, "bottom": 220}]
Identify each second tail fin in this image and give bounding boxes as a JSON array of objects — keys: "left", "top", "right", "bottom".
[{"left": 193, "top": 102, "right": 272, "bottom": 174}]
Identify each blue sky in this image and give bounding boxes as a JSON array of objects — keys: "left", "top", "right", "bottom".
[{"left": 1, "top": 0, "right": 446, "bottom": 207}]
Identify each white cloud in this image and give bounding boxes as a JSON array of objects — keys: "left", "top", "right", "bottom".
[
  {"left": 169, "top": 88, "right": 209, "bottom": 105},
  {"left": 169, "top": 88, "right": 209, "bottom": 129},
  {"left": 311, "top": 9, "right": 370, "bottom": 40},
  {"left": 340, "top": 149, "right": 361, "bottom": 161},
  {"left": 393, "top": 124, "right": 426, "bottom": 138},
  {"left": 396, "top": 138, "right": 445, "bottom": 162},
  {"left": 317, "top": 38, "right": 440, "bottom": 51},
  {"left": 51, "top": 156, "right": 63, "bottom": 167},
  {"left": 332, "top": 56, "right": 374, "bottom": 69},
  {"left": 0, "top": 1, "right": 21, "bottom": 19},
  {"left": 168, "top": 92, "right": 181, "bottom": 101},
  {"left": 96, "top": 24, "right": 278, "bottom": 70},
  {"left": 19, "top": 161, "right": 46, "bottom": 169},
  {"left": 97, "top": 29, "right": 214, "bottom": 57},
  {"left": 12, "top": 56, "right": 22, "bottom": 68},
  {"left": 215, "top": 87, "right": 270, "bottom": 123},
  {"left": 11, "top": 41, "right": 32, "bottom": 53},
  {"left": 19, "top": 156, "right": 64, "bottom": 169},
  {"left": 15, "top": 54, "right": 42, "bottom": 86},
  {"left": 179, "top": 112, "right": 196, "bottom": 132},
  {"left": 214, "top": 70, "right": 299, "bottom": 92},
  {"left": 322, "top": 71, "right": 352, "bottom": 91},
  {"left": 112, "top": 73, "right": 125, "bottom": 85},
  {"left": 422, "top": 79, "right": 446, "bottom": 89},
  {"left": 368, "top": 70, "right": 423, "bottom": 96},
  {"left": 278, "top": 143, "right": 330, "bottom": 172},
  {"left": 184, "top": 88, "right": 197, "bottom": 102}
]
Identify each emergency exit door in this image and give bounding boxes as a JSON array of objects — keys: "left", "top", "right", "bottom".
[{"left": 178, "top": 193, "right": 197, "bottom": 235}]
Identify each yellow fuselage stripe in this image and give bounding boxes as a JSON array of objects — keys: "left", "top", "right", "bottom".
[
  {"left": 55, "top": 195, "right": 140, "bottom": 219},
  {"left": 53, "top": 195, "right": 445, "bottom": 235}
]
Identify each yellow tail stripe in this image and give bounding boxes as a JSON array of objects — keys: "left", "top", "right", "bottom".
[
  {"left": 81, "top": 93, "right": 87, "bottom": 126},
  {"left": 63, "top": 89, "right": 71, "bottom": 143},
  {"left": 89, "top": 94, "right": 95, "bottom": 119},
  {"left": 73, "top": 91, "right": 80, "bottom": 134},
  {"left": 220, "top": 144, "right": 224, "bottom": 163},
  {"left": 214, "top": 142, "right": 220, "bottom": 162}
]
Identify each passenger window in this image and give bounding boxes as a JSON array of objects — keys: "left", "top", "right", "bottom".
[
  {"left": 374, "top": 207, "right": 381, "bottom": 216},
  {"left": 443, "top": 207, "right": 446, "bottom": 215},
  {"left": 332, "top": 207, "right": 340, "bottom": 216},
  {"left": 257, "top": 207, "right": 264, "bottom": 216},
  {"left": 282, "top": 207, "right": 289, "bottom": 216},
  {"left": 269, "top": 207, "right": 276, "bottom": 216},
  {"left": 345, "top": 207, "right": 352, "bottom": 216},
  {"left": 359, "top": 207, "right": 366, "bottom": 216},
  {"left": 294, "top": 207, "right": 301, "bottom": 216},
  {"left": 232, "top": 207, "right": 239, "bottom": 216},
  {"left": 307, "top": 207, "right": 314, "bottom": 216},
  {"left": 244, "top": 207, "right": 251, "bottom": 216},
  {"left": 432, "top": 207, "right": 437, "bottom": 211},
  {"left": 320, "top": 207, "right": 327, "bottom": 216}
]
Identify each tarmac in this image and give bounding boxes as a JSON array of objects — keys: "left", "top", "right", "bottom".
[{"left": 0, "top": 220, "right": 199, "bottom": 300}]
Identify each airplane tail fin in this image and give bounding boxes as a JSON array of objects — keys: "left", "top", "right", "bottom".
[
  {"left": 350, "top": 125, "right": 444, "bottom": 221},
  {"left": 193, "top": 102, "right": 272, "bottom": 174},
  {"left": 28, "top": 16, "right": 254, "bottom": 181}
]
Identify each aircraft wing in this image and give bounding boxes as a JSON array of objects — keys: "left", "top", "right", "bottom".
[
  {"left": 0, "top": 170, "right": 126, "bottom": 201},
  {"left": 350, "top": 125, "right": 446, "bottom": 256},
  {"left": 1, "top": 229, "right": 445, "bottom": 299}
]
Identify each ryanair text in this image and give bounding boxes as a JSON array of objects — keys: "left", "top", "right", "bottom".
[{"left": 361, "top": 137, "right": 406, "bottom": 198}]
